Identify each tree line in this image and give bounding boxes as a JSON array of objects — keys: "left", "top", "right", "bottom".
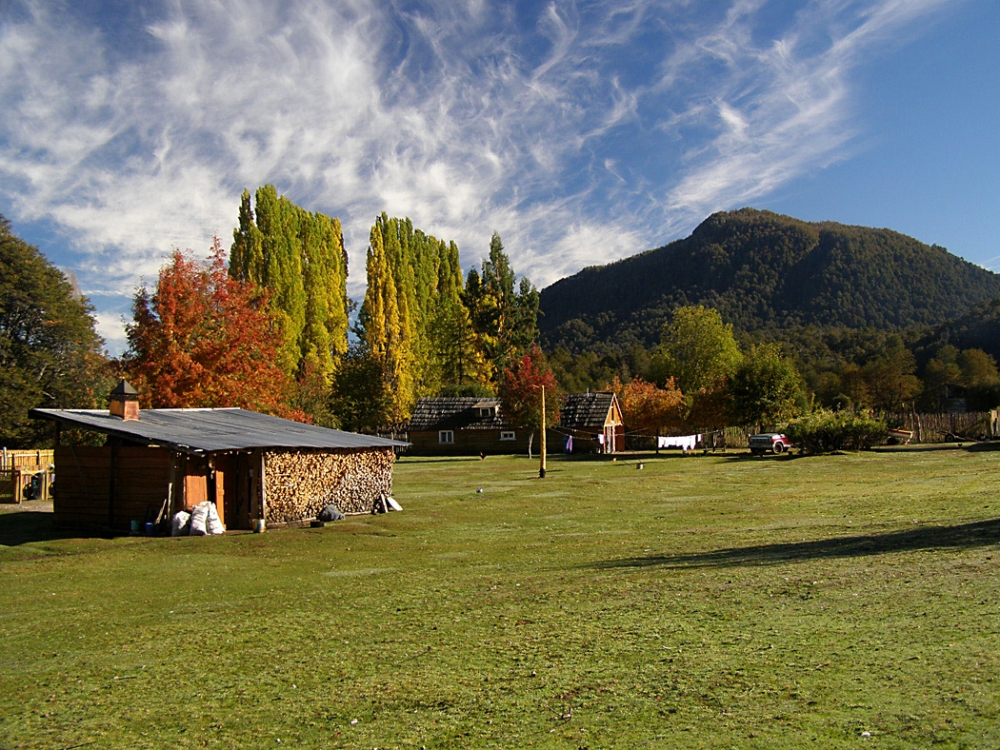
[
  {"left": 3, "top": 193, "right": 1000, "bottom": 448},
  {"left": 131, "top": 187, "right": 542, "bottom": 432}
]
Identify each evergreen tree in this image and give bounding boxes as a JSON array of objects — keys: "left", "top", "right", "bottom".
[
  {"left": 0, "top": 217, "right": 108, "bottom": 446},
  {"left": 862, "top": 335, "right": 922, "bottom": 413},
  {"left": 465, "top": 232, "right": 539, "bottom": 379}
]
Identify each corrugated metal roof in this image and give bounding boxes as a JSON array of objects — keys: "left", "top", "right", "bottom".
[
  {"left": 407, "top": 397, "right": 507, "bottom": 431},
  {"left": 560, "top": 392, "right": 618, "bottom": 429},
  {"left": 30, "top": 407, "right": 408, "bottom": 454}
]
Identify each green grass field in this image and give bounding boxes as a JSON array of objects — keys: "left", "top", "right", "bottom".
[{"left": 2, "top": 447, "right": 999, "bottom": 749}]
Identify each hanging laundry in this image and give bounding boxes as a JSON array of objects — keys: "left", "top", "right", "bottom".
[{"left": 657, "top": 434, "right": 701, "bottom": 451}]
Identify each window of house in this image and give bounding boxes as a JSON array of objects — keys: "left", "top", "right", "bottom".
[
  {"left": 477, "top": 407, "right": 496, "bottom": 418},
  {"left": 439, "top": 430, "right": 454, "bottom": 444},
  {"left": 500, "top": 431, "right": 516, "bottom": 441}
]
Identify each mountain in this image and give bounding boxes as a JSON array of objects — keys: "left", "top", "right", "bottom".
[{"left": 539, "top": 208, "right": 1000, "bottom": 353}]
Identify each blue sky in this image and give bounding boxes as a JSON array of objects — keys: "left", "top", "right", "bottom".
[{"left": 1, "top": 0, "right": 996, "bottom": 352}]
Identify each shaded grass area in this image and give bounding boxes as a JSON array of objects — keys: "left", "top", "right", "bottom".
[{"left": 2, "top": 449, "right": 999, "bottom": 748}]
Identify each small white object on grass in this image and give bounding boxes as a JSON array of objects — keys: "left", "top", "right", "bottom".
[{"left": 476, "top": 488, "right": 484, "bottom": 493}]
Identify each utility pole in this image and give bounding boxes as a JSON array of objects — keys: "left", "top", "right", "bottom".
[{"left": 539, "top": 385, "right": 547, "bottom": 478}]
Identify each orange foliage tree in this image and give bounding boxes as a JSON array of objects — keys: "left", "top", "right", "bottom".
[
  {"left": 123, "top": 240, "right": 306, "bottom": 419},
  {"left": 609, "top": 376, "right": 685, "bottom": 451},
  {"left": 499, "top": 343, "right": 560, "bottom": 455}
]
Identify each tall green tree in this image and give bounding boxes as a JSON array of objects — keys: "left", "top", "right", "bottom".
[
  {"left": 358, "top": 223, "right": 412, "bottom": 426},
  {"left": 357, "top": 216, "right": 496, "bottom": 422},
  {"left": 230, "top": 185, "right": 348, "bottom": 382},
  {"left": 431, "top": 239, "right": 491, "bottom": 391},
  {"left": 328, "top": 345, "right": 392, "bottom": 433},
  {"left": 465, "top": 232, "right": 539, "bottom": 380},
  {"left": 651, "top": 305, "right": 741, "bottom": 393},
  {"left": 957, "top": 348, "right": 999, "bottom": 388},
  {"left": 727, "top": 343, "right": 803, "bottom": 430},
  {"left": 0, "top": 217, "right": 108, "bottom": 446},
  {"left": 862, "top": 335, "right": 921, "bottom": 413}
]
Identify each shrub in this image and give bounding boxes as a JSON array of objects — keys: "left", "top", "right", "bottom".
[{"left": 785, "top": 411, "right": 887, "bottom": 454}]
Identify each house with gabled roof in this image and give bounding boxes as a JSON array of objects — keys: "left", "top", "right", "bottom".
[
  {"left": 406, "top": 397, "right": 531, "bottom": 456},
  {"left": 558, "top": 391, "right": 624, "bottom": 454},
  {"left": 30, "top": 381, "right": 408, "bottom": 533}
]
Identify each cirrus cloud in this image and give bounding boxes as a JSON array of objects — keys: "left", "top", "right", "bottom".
[{"left": 0, "top": 0, "right": 960, "bottom": 351}]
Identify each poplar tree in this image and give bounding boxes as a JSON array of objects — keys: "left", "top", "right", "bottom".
[
  {"left": 431, "top": 239, "right": 491, "bottom": 390},
  {"left": 229, "top": 185, "right": 348, "bottom": 383},
  {"left": 358, "top": 224, "right": 413, "bottom": 425}
]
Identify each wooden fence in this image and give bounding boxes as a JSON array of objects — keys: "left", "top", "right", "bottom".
[
  {"left": 886, "top": 411, "right": 998, "bottom": 443},
  {"left": 0, "top": 449, "right": 55, "bottom": 504}
]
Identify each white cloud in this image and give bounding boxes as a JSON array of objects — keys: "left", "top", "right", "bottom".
[{"left": 0, "top": 0, "right": 961, "bottom": 353}]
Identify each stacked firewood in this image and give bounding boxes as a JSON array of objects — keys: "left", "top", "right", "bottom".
[{"left": 264, "top": 448, "right": 395, "bottom": 523}]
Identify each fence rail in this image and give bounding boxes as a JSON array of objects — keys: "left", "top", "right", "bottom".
[
  {"left": 1, "top": 449, "right": 55, "bottom": 471},
  {"left": 886, "top": 411, "right": 998, "bottom": 443}
]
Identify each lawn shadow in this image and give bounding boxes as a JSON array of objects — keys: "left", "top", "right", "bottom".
[
  {"left": 396, "top": 457, "right": 490, "bottom": 464},
  {"left": 964, "top": 441, "right": 1000, "bottom": 452},
  {"left": 0, "top": 511, "right": 102, "bottom": 546},
  {"left": 588, "top": 518, "right": 1000, "bottom": 570}
]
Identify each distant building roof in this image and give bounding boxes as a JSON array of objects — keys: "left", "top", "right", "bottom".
[
  {"left": 560, "top": 392, "right": 621, "bottom": 429},
  {"left": 30, "top": 407, "right": 408, "bottom": 455},
  {"left": 407, "top": 397, "right": 506, "bottom": 431}
]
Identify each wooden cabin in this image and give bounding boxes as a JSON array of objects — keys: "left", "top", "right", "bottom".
[
  {"left": 407, "top": 397, "right": 531, "bottom": 456},
  {"left": 30, "top": 382, "right": 408, "bottom": 533},
  {"left": 558, "top": 392, "right": 625, "bottom": 454}
]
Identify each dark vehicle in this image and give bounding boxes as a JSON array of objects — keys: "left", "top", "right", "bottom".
[{"left": 749, "top": 433, "right": 791, "bottom": 456}]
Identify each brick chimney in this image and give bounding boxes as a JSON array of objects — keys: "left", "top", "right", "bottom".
[{"left": 109, "top": 380, "right": 140, "bottom": 421}]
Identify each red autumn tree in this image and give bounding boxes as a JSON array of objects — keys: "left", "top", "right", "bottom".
[
  {"left": 499, "top": 343, "right": 560, "bottom": 455},
  {"left": 610, "top": 375, "right": 685, "bottom": 452},
  {"left": 124, "top": 240, "right": 306, "bottom": 419}
]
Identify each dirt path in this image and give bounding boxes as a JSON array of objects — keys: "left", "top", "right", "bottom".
[{"left": 0, "top": 498, "right": 53, "bottom": 514}]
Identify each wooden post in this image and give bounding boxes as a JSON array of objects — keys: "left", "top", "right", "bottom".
[
  {"left": 108, "top": 439, "right": 119, "bottom": 532},
  {"left": 258, "top": 449, "right": 268, "bottom": 523},
  {"left": 539, "top": 385, "right": 547, "bottom": 479}
]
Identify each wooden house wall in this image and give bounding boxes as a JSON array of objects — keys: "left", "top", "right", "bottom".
[
  {"left": 408, "top": 429, "right": 532, "bottom": 456},
  {"left": 53, "top": 445, "right": 172, "bottom": 531},
  {"left": 263, "top": 448, "right": 395, "bottom": 525}
]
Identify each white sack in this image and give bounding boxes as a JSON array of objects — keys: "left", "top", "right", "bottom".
[
  {"left": 170, "top": 511, "right": 191, "bottom": 537},
  {"left": 206, "top": 502, "right": 225, "bottom": 535},
  {"left": 189, "top": 502, "right": 209, "bottom": 536}
]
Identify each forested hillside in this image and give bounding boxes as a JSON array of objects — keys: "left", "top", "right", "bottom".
[
  {"left": 539, "top": 208, "right": 1000, "bottom": 353},
  {"left": 913, "top": 298, "right": 1000, "bottom": 365}
]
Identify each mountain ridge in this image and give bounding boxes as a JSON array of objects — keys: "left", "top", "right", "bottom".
[{"left": 538, "top": 208, "right": 1000, "bottom": 353}]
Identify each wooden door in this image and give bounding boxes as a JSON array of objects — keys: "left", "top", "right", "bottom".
[{"left": 214, "top": 454, "right": 239, "bottom": 530}]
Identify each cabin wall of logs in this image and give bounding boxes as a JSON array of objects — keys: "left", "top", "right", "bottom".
[{"left": 263, "top": 448, "right": 395, "bottom": 525}]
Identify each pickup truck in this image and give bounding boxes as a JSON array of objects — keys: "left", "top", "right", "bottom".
[{"left": 749, "top": 433, "right": 791, "bottom": 455}]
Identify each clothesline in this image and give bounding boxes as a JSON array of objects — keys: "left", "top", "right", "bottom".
[{"left": 656, "top": 434, "right": 701, "bottom": 451}]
